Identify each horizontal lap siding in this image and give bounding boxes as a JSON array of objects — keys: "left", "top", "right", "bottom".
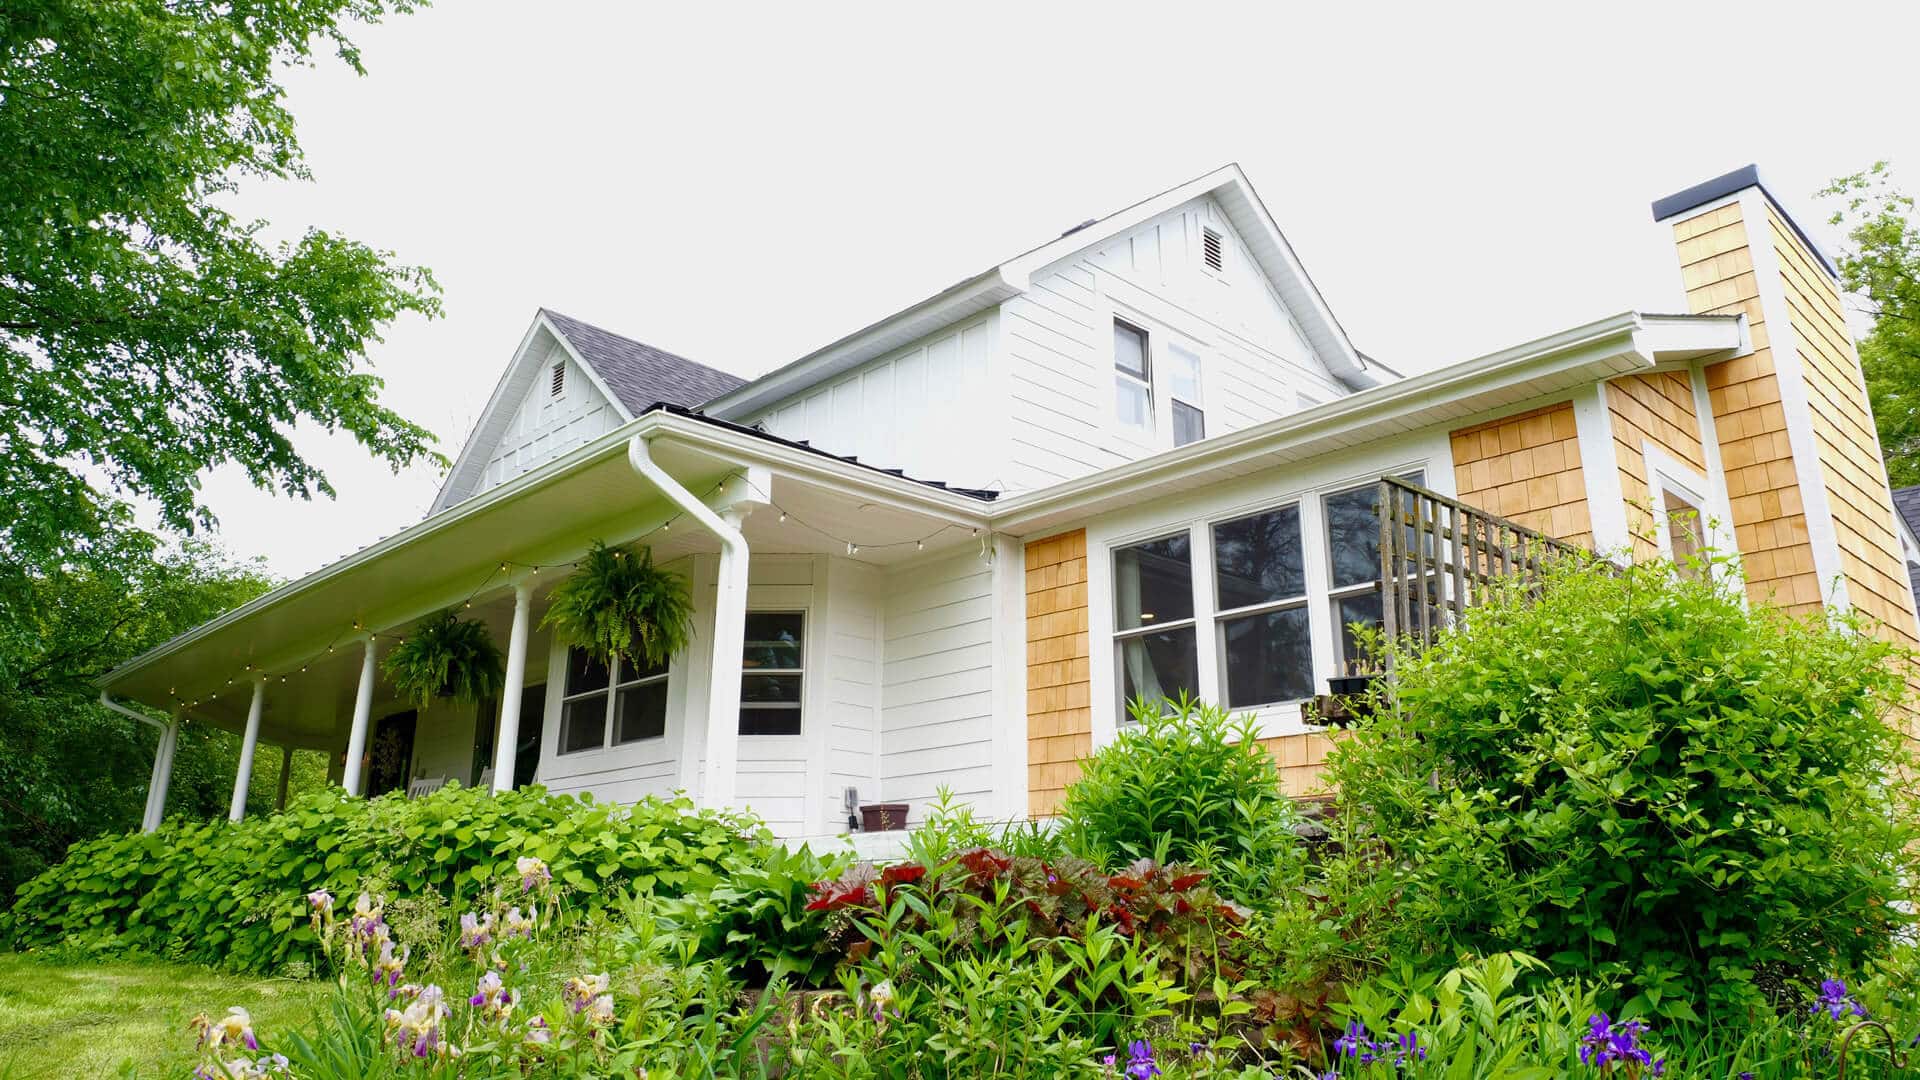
[
  {"left": 1448, "top": 402, "right": 1593, "bottom": 545},
  {"left": 1607, "top": 372, "right": 1706, "bottom": 559},
  {"left": 827, "top": 559, "right": 883, "bottom": 828},
  {"left": 1025, "top": 530, "right": 1090, "bottom": 816},
  {"left": 881, "top": 550, "right": 996, "bottom": 811},
  {"left": 1675, "top": 202, "right": 1824, "bottom": 613},
  {"left": 1767, "top": 208, "right": 1919, "bottom": 645}
]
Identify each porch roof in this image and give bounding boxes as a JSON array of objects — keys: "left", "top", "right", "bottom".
[{"left": 100, "top": 409, "right": 996, "bottom": 746}]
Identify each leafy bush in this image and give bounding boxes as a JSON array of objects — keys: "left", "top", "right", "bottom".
[
  {"left": 1060, "top": 696, "right": 1302, "bottom": 903},
  {"left": 658, "top": 841, "right": 851, "bottom": 986},
  {"left": 1325, "top": 559, "right": 1920, "bottom": 1022},
  {"left": 1, "top": 782, "right": 761, "bottom": 974}
]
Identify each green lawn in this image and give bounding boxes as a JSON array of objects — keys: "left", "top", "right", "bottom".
[{"left": 0, "top": 952, "right": 326, "bottom": 1077}]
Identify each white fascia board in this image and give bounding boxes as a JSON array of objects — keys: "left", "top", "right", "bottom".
[
  {"left": 989, "top": 311, "right": 1662, "bottom": 535},
  {"left": 1632, "top": 313, "right": 1748, "bottom": 366},
  {"left": 99, "top": 411, "right": 994, "bottom": 691},
  {"left": 431, "top": 312, "right": 556, "bottom": 514},
  {"left": 700, "top": 270, "right": 1021, "bottom": 420}
]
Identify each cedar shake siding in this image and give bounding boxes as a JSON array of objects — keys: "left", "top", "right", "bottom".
[
  {"left": 1765, "top": 206, "right": 1919, "bottom": 644},
  {"left": 1608, "top": 371, "right": 1708, "bottom": 559},
  {"left": 1025, "top": 530, "right": 1090, "bottom": 815},
  {"left": 1448, "top": 403, "right": 1592, "bottom": 547},
  {"left": 1257, "top": 732, "right": 1337, "bottom": 798},
  {"left": 1672, "top": 201, "right": 1825, "bottom": 613}
]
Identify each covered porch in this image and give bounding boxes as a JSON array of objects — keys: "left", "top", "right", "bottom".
[{"left": 99, "top": 410, "right": 1006, "bottom": 841}]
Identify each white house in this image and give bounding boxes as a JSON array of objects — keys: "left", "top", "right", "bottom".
[{"left": 101, "top": 164, "right": 1920, "bottom": 845}]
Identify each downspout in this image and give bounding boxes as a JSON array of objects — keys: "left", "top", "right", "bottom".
[
  {"left": 627, "top": 434, "right": 749, "bottom": 812},
  {"left": 99, "top": 690, "right": 166, "bottom": 731},
  {"left": 102, "top": 692, "right": 174, "bottom": 832}
]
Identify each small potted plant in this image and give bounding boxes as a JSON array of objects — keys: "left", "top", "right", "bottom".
[
  {"left": 383, "top": 609, "right": 507, "bottom": 708},
  {"left": 542, "top": 541, "right": 694, "bottom": 667}
]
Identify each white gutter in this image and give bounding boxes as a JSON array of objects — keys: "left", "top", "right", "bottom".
[
  {"left": 99, "top": 690, "right": 166, "bottom": 730},
  {"left": 628, "top": 434, "right": 749, "bottom": 811}
]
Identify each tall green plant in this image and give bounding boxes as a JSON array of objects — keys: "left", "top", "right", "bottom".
[
  {"left": 381, "top": 609, "right": 505, "bottom": 708},
  {"left": 1059, "top": 696, "right": 1302, "bottom": 903},
  {"left": 541, "top": 542, "right": 694, "bottom": 668},
  {"left": 1324, "top": 559, "right": 1920, "bottom": 1023}
]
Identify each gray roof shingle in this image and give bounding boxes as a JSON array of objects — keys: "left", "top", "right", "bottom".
[
  {"left": 540, "top": 308, "right": 746, "bottom": 414},
  {"left": 1890, "top": 484, "right": 1920, "bottom": 618}
]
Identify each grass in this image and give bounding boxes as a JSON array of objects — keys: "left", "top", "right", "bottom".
[{"left": 0, "top": 951, "right": 326, "bottom": 1076}]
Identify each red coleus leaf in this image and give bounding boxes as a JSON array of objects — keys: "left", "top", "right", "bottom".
[
  {"left": 879, "top": 863, "right": 927, "bottom": 888},
  {"left": 1168, "top": 871, "right": 1207, "bottom": 892},
  {"left": 1107, "top": 903, "right": 1137, "bottom": 935},
  {"left": 956, "top": 847, "right": 1013, "bottom": 881},
  {"left": 803, "top": 881, "right": 871, "bottom": 912},
  {"left": 1107, "top": 873, "right": 1146, "bottom": 891}
]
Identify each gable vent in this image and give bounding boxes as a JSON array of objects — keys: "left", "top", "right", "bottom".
[
  {"left": 549, "top": 361, "right": 565, "bottom": 397},
  {"left": 1201, "top": 227, "right": 1225, "bottom": 272}
]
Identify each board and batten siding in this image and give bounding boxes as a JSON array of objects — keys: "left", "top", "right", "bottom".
[
  {"left": 880, "top": 547, "right": 998, "bottom": 813},
  {"left": 1448, "top": 402, "right": 1593, "bottom": 547},
  {"left": 750, "top": 317, "right": 998, "bottom": 492},
  {"left": 1001, "top": 197, "right": 1347, "bottom": 493},
  {"left": 480, "top": 338, "right": 625, "bottom": 494}
]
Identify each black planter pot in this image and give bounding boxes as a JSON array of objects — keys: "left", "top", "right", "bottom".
[{"left": 1327, "top": 673, "right": 1379, "bottom": 698}]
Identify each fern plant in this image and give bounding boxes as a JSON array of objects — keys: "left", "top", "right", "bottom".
[
  {"left": 541, "top": 541, "right": 694, "bottom": 668},
  {"left": 381, "top": 608, "right": 506, "bottom": 708}
]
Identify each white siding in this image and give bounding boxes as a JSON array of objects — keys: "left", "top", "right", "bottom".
[
  {"left": 1001, "top": 196, "right": 1347, "bottom": 491},
  {"left": 880, "top": 548, "right": 996, "bottom": 811},
  {"left": 750, "top": 317, "right": 1000, "bottom": 490},
  {"left": 479, "top": 338, "right": 624, "bottom": 494},
  {"left": 825, "top": 558, "right": 883, "bottom": 829}
]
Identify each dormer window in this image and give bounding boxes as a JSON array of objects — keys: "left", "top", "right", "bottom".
[
  {"left": 1201, "top": 227, "right": 1225, "bottom": 273},
  {"left": 550, "top": 361, "right": 565, "bottom": 397}
]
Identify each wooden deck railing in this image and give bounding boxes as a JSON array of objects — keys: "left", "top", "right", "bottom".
[{"left": 1375, "top": 475, "right": 1595, "bottom": 664}]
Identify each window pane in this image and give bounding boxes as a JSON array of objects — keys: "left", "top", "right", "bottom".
[
  {"left": 613, "top": 680, "right": 668, "bottom": 743},
  {"left": 1325, "top": 473, "right": 1427, "bottom": 590},
  {"left": 565, "top": 647, "right": 609, "bottom": 695},
  {"left": 743, "top": 612, "right": 803, "bottom": 671},
  {"left": 1214, "top": 504, "right": 1303, "bottom": 609},
  {"left": 1221, "top": 606, "right": 1313, "bottom": 707},
  {"left": 618, "top": 654, "right": 668, "bottom": 684},
  {"left": 1334, "top": 591, "right": 1384, "bottom": 671},
  {"left": 1113, "top": 533, "right": 1193, "bottom": 630},
  {"left": 558, "top": 696, "right": 606, "bottom": 754},
  {"left": 740, "top": 707, "right": 802, "bottom": 737},
  {"left": 1663, "top": 488, "right": 1704, "bottom": 575},
  {"left": 1114, "top": 320, "right": 1148, "bottom": 377},
  {"left": 1168, "top": 344, "right": 1202, "bottom": 402},
  {"left": 1172, "top": 401, "right": 1205, "bottom": 447},
  {"left": 1118, "top": 627, "right": 1198, "bottom": 712},
  {"left": 1116, "top": 377, "right": 1151, "bottom": 429}
]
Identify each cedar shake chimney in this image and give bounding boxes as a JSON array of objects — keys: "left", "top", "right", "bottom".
[{"left": 1653, "top": 167, "right": 1919, "bottom": 644}]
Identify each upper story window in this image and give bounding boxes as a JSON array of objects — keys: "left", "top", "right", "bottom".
[
  {"left": 1114, "top": 320, "right": 1153, "bottom": 431},
  {"left": 1168, "top": 343, "right": 1205, "bottom": 446},
  {"left": 740, "top": 611, "right": 804, "bottom": 735},
  {"left": 557, "top": 647, "right": 667, "bottom": 754}
]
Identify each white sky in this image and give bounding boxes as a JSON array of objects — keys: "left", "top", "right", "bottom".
[{"left": 192, "top": 0, "right": 1920, "bottom": 578}]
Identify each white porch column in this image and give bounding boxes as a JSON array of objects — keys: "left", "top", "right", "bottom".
[
  {"left": 228, "top": 677, "right": 266, "bottom": 822},
  {"left": 702, "top": 503, "right": 751, "bottom": 810},
  {"left": 491, "top": 579, "right": 533, "bottom": 794},
  {"left": 141, "top": 711, "right": 180, "bottom": 833},
  {"left": 343, "top": 636, "right": 377, "bottom": 796},
  {"left": 276, "top": 744, "right": 294, "bottom": 811}
]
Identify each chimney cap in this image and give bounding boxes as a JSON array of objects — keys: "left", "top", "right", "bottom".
[{"left": 1651, "top": 164, "right": 1837, "bottom": 278}]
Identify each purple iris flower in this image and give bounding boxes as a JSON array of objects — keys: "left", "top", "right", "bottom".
[
  {"left": 1124, "top": 1039, "right": 1160, "bottom": 1080},
  {"left": 1812, "top": 978, "right": 1869, "bottom": 1020}
]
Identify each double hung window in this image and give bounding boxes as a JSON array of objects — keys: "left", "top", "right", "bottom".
[{"left": 557, "top": 648, "right": 668, "bottom": 754}]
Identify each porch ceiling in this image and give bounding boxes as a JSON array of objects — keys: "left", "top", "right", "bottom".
[{"left": 100, "top": 421, "right": 987, "bottom": 747}]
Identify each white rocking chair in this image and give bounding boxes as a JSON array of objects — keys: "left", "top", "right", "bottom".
[{"left": 406, "top": 775, "right": 449, "bottom": 799}]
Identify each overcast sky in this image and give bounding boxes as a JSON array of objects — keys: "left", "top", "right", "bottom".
[{"left": 194, "top": 0, "right": 1920, "bottom": 578}]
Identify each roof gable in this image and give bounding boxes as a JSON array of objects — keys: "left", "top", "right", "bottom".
[{"left": 430, "top": 310, "right": 746, "bottom": 515}]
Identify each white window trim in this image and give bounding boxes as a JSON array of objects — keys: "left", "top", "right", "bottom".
[
  {"left": 739, "top": 584, "right": 818, "bottom": 741},
  {"left": 1090, "top": 452, "right": 1444, "bottom": 746},
  {"left": 1112, "top": 316, "right": 1155, "bottom": 438},
  {"left": 740, "top": 606, "right": 808, "bottom": 736},
  {"left": 555, "top": 650, "right": 670, "bottom": 756},
  {"left": 1640, "top": 441, "right": 1730, "bottom": 571},
  {"left": 1107, "top": 305, "right": 1214, "bottom": 452},
  {"left": 1166, "top": 340, "right": 1207, "bottom": 447}
]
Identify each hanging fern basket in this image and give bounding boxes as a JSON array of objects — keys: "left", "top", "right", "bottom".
[
  {"left": 382, "top": 609, "right": 507, "bottom": 709},
  {"left": 541, "top": 541, "right": 694, "bottom": 669}
]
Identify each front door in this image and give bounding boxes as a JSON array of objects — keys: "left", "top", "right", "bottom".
[
  {"left": 472, "top": 685, "right": 546, "bottom": 790},
  {"left": 368, "top": 710, "right": 417, "bottom": 797}
]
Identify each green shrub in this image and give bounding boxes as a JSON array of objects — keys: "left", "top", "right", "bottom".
[
  {"left": 1325, "top": 559, "right": 1920, "bottom": 1023},
  {"left": 1060, "top": 696, "right": 1302, "bottom": 903},
  {"left": 0, "top": 782, "right": 762, "bottom": 974}
]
